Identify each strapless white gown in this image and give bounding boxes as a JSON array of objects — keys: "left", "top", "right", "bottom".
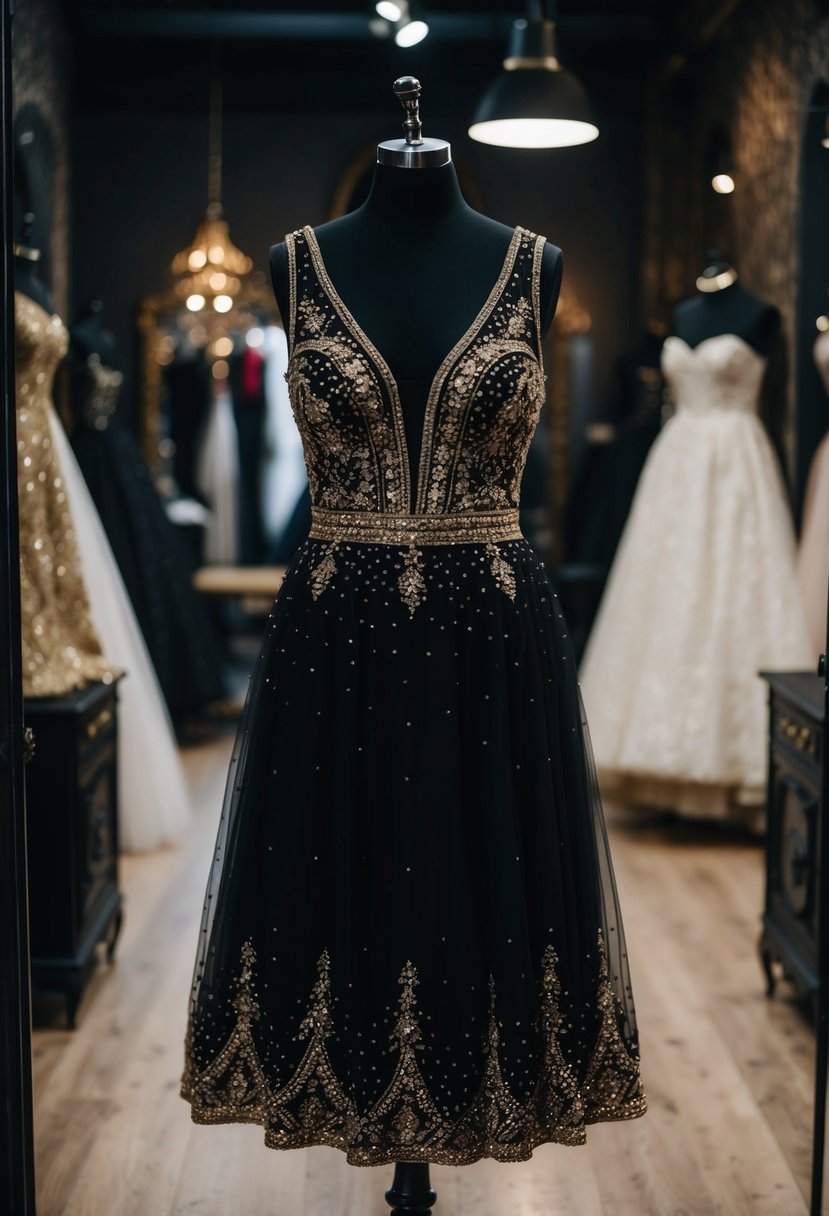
[
  {"left": 579, "top": 334, "right": 814, "bottom": 823},
  {"left": 48, "top": 410, "right": 192, "bottom": 852}
]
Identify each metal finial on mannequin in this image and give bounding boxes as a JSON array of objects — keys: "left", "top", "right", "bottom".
[{"left": 376, "top": 77, "right": 452, "bottom": 169}]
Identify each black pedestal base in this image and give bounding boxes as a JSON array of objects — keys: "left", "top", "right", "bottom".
[{"left": 385, "top": 1163, "right": 437, "bottom": 1214}]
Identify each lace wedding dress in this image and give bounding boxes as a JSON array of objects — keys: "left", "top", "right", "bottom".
[{"left": 580, "top": 333, "right": 814, "bottom": 822}]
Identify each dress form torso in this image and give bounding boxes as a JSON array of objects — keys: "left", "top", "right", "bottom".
[
  {"left": 673, "top": 280, "right": 780, "bottom": 354},
  {"left": 270, "top": 162, "right": 562, "bottom": 480}
]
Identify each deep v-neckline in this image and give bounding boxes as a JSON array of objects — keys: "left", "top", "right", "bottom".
[{"left": 302, "top": 223, "right": 523, "bottom": 513}]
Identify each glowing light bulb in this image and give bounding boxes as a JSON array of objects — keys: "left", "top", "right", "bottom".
[
  {"left": 246, "top": 327, "right": 265, "bottom": 348},
  {"left": 395, "top": 19, "right": 429, "bottom": 47},
  {"left": 376, "top": 0, "right": 402, "bottom": 18},
  {"left": 711, "top": 173, "right": 735, "bottom": 194},
  {"left": 208, "top": 244, "right": 225, "bottom": 264},
  {"left": 209, "top": 271, "right": 227, "bottom": 291},
  {"left": 214, "top": 336, "right": 234, "bottom": 357},
  {"left": 469, "top": 117, "right": 598, "bottom": 148},
  {"left": 187, "top": 249, "right": 207, "bottom": 270},
  {"left": 212, "top": 359, "right": 229, "bottom": 379},
  {"left": 817, "top": 314, "right": 829, "bottom": 333},
  {"left": 186, "top": 293, "right": 206, "bottom": 312},
  {"left": 213, "top": 294, "right": 233, "bottom": 313}
]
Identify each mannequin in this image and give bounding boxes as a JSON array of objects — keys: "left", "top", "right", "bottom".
[
  {"left": 270, "top": 132, "right": 561, "bottom": 507},
  {"left": 70, "top": 297, "right": 119, "bottom": 367},
  {"left": 269, "top": 79, "right": 561, "bottom": 1216},
  {"left": 797, "top": 326, "right": 829, "bottom": 659},
  {"left": 14, "top": 234, "right": 52, "bottom": 313},
  {"left": 673, "top": 251, "right": 780, "bottom": 353}
]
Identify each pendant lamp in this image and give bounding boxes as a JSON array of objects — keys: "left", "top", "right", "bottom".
[
  {"left": 468, "top": 0, "right": 598, "bottom": 149},
  {"left": 171, "top": 54, "right": 252, "bottom": 316}
]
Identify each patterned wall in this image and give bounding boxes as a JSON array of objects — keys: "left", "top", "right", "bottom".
[{"left": 642, "top": 0, "right": 829, "bottom": 482}]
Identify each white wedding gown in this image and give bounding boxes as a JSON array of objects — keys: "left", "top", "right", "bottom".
[
  {"left": 48, "top": 411, "right": 192, "bottom": 852},
  {"left": 579, "top": 333, "right": 814, "bottom": 822}
]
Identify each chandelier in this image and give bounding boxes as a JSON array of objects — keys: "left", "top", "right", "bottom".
[{"left": 171, "top": 63, "right": 252, "bottom": 320}]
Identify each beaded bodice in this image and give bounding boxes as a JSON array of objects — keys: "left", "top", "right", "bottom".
[
  {"left": 71, "top": 353, "right": 124, "bottom": 431},
  {"left": 285, "top": 224, "right": 547, "bottom": 518},
  {"left": 661, "top": 334, "right": 766, "bottom": 417}
]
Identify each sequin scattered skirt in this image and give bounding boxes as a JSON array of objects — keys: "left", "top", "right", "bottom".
[{"left": 180, "top": 535, "right": 646, "bottom": 1166}]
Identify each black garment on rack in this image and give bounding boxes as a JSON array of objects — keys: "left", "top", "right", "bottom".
[{"left": 68, "top": 354, "right": 225, "bottom": 721}]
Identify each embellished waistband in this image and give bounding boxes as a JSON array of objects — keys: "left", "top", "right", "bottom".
[{"left": 308, "top": 507, "right": 523, "bottom": 547}]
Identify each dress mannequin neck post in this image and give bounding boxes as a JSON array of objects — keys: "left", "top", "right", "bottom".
[
  {"left": 14, "top": 253, "right": 52, "bottom": 315},
  {"left": 358, "top": 161, "right": 468, "bottom": 226}
]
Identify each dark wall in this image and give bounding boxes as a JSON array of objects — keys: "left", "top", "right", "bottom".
[
  {"left": 641, "top": 0, "right": 829, "bottom": 508},
  {"left": 70, "top": 96, "right": 642, "bottom": 432}
]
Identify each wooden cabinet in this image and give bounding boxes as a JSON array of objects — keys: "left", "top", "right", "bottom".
[
  {"left": 760, "top": 672, "right": 824, "bottom": 1006},
  {"left": 24, "top": 679, "right": 124, "bottom": 1027}
]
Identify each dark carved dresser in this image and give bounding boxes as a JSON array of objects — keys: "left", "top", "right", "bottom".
[
  {"left": 24, "top": 678, "right": 124, "bottom": 1026},
  {"left": 760, "top": 671, "right": 824, "bottom": 1009}
]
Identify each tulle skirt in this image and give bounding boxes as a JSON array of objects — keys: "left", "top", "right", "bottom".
[
  {"left": 48, "top": 411, "right": 192, "bottom": 853},
  {"left": 180, "top": 536, "right": 645, "bottom": 1166},
  {"left": 580, "top": 409, "right": 814, "bottom": 821}
]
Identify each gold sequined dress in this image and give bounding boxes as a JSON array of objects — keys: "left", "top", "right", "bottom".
[
  {"left": 181, "top": 225, "right": 646, "bottom": 1165},
  {"left": 15, "top": 291, "right": 117, "bottom": 696}
]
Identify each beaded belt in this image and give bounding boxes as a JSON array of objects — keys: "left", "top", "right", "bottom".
[{"left": 308, "top": 506, "right": 523, "bottom": 547}]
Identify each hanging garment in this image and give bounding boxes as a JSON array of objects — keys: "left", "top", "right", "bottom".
[
  {"left": 260, "top": 324, "right": 308, "bottom": 552},
  {"left": 180, "top": 225, "right": 646, "bottom": 1166},
  {"left": 797, "top": 428, "right": 829, "bottom": 661},
  {"left": 580, "top": 333, "right": 814, "bottom": 822},
  {"left": 15, "top": 291, "right": 118, "bottom": 696},
  {"left": 47, "top": 407, "right": 192, "bottom": 853},
  {"left": 68, "top": 354, "right": 225, "bottom": 721},
  {"left": 195, "top": 382, "right": 240, "bottom": 564},
  {"left": 229, "top": 345, "right": 267, "bottom": 563},
  {"left": 566, "top": 331, "right": 665, "bottom": 571}
]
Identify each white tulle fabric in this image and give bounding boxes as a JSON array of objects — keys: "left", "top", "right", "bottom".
[
  {"left": 48, "top": 410, "right": 192, "bottom": 852},
  {"left": 579, "top": 334, "right": 814, "bottom": 821}
]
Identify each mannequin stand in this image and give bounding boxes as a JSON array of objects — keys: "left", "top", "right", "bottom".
[{"left": 385, "top": 1163, "right": 437, "bottom": 1214}]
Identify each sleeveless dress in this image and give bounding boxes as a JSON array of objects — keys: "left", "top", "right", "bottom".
[
  {"left": 15, "top": 291, "right": 117, "bottom": 696},
  {"left": 580, "top": 334, "right": 814, "bottom": 822},
  {"left": 180, "top": 224, "right": 646, "bottom": 1166},
  {"left": 15, "top": 291, "right": 192, "bottom": 852}
]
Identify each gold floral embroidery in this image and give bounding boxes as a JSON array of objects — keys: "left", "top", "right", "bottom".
[
  {"left": 283, "top": 227, "right": 549, "bottom": 611},
  {"left": 309, "top": 544, "right": 338, "bottom": 600},
  {"left": 485, "top": 542, "right": 517, "bottom": 601},
  {"left": 398, "top": 546, "right": 427, "bottom": 617},
  {"left": 181, "top": 935, "right": 646, "bottom": 1167}
]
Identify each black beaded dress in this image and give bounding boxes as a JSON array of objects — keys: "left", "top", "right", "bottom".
[
  {"left": 180, "top": 224, "right": 646, "bottom": 1166},
  {"left": 67, "top": 354, "right": 225, "bottom": 722}
]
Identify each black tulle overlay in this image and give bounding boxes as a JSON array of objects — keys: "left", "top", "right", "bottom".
[{"left": 180, "top": 225, "right": 645, "bottom": 1165}]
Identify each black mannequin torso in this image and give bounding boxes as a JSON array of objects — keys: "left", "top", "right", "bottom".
[
  {"left": 14, "top": 253, "right": 53, "bottom": 315},
  {"left": 270, "top": 161, "right": 562, "bottom": 474},
  {"left": 71, "top": 301, "right": 119, "bottom": 370},
  {"left": 673, "top": 280, "right": 780, "bottom": 355}
]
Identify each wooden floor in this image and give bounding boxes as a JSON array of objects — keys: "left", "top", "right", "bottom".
[{"left": 31, "top": 729, "right": 819, "bottom": 1216}]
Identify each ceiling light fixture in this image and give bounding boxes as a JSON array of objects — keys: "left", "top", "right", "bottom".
[
  {"left": 711, "top": 173, "right": 735, "bottom": 194},
  {"left": 171, "top": 49, "right": 252, "bottom": 319},
  {"left": 395, "top": 18, "right": 429, "bottom": 47},
  {"left": 468, "top": 0, "right": 598, "bottom": 149},
  {"left": 375, "top": 0, "right": 403, "bottom": 20}
]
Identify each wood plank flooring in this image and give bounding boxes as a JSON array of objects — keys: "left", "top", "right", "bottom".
[{"left": 31, "top": 731, "right": 820, "bottom": 1215}]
